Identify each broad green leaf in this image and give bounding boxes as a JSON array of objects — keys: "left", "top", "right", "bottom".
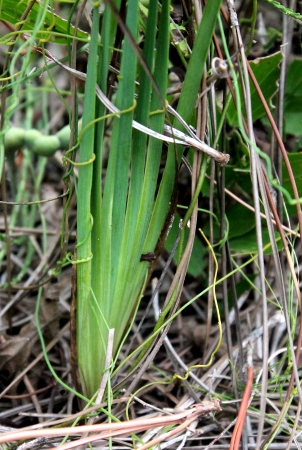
[
  {"left": 282, "top": 153, "right": 302, "bottom": 193},
  {"left": 224, "top": 165, "right": 252, "bottom": 196},
  {"left": 0, "top": 0, "right": 88, "bottom": 44},
  {"left": 284, "top": 60, "right": 302, "bottom": 135},
  {"left": 218, "top": 196, "right": 283, "bottom": 256},
  {"left": 229, "top": 228, "right": 283, "bottom": 255},
  {"left": 226, "top": 52, "right": 282, "bottom": 126},
  {"left": 226, "top": 203, "right": 256, "bottom": 239}
]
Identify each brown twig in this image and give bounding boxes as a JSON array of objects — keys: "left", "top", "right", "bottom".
[{"left": 230, "top": 345, "right": 254, "bottom": 450}]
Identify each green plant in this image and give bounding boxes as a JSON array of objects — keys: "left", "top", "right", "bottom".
[
  {"left": 0, "top": 0, "right": 224, "bottom": 398},
  {"left": 2, "top": 1, "right": 302, "bottom": 447},
  {"left": 75, "top": 0, "right": 224, "bottom": 397}
]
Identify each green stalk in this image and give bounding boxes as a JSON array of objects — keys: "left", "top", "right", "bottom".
[
  {"left": 111, "top": 0, "right": 171, "bottom": 338},
  {"left": 76, "top": 6, "right": 100, "bottom": 397},
  {"left": 76, "top": 0, "right": 223, "bottom": 397},
  {"left": 88, "top": 0, "right": 122, "bottom": 395},
  {"left": 119, "top": 0, "right": 159, "bottom": 263},
  {"left": 77, "top": 0, "right": 142, "bottom": 397},
  {"left": 146, "top": 0, "right": 223, "bottom": 246},
  {"left": 177, "top": 0, "right": 223, "bottom": 129},
  {"left": 122, "top": 0, "right": 223, "bottom": 363}
]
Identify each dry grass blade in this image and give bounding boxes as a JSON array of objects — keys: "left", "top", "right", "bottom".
[{"left": 0, "top": 400, "right": 221, "bottom": 444}]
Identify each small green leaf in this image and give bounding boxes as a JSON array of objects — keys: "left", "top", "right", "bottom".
[
  {"left": 165, "top": 215, "right": 207, "bottom": 277},
  {"left": 282, "top": 153, "right": 302, "bottom": 215}
]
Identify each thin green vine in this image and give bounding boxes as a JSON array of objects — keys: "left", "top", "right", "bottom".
[{"left": 263, "top": 0, "right": 302, "bottom": 20}]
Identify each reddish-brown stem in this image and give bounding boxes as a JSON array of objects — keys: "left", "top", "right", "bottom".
[{"left": 230, "top": 365, "right": 254, "bottom": 450}]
